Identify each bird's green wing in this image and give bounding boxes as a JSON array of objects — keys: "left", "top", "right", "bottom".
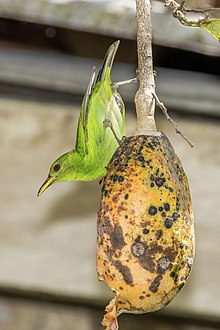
[
  {"left": 83, "top": 41, "right": 125, "bottom": 177},
  {"left": 75, "top": 68, "right": 96, "bottom": 156},
  {"left": 75, "top": 40, "right": 123, "bottom": 163}
]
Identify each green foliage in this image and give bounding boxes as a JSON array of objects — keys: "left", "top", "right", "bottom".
[{"left": 201, "top": 18, "right": 220, "bottom": 41}]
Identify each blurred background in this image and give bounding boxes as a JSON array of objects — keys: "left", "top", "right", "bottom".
[{"left": 0, "top": 0, "right": 220, "bottom": 329}]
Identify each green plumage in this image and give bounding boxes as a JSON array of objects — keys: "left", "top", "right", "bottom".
[{"left": 38, "top": 41, "right": 125, "bottom": 195}]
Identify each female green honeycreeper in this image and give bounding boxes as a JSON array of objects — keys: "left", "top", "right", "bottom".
[{"left": 38, "top": 40, "right": 125, "bottom": 196}]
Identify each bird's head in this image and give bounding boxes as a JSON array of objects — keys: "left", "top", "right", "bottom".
[{"left": 37, "top": 151, "right": 80, "bottom": 196}]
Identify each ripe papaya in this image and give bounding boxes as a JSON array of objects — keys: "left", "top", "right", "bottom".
[{"left": 97, "top": 133, "right": 194, "bottom": 329}]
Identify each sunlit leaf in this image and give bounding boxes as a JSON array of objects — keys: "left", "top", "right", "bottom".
[{"left": 201, "top": 18, "right": 220, "bottom": 41}]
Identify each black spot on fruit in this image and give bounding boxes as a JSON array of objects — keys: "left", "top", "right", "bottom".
[
  {"left": 158, "top": 207, "right": 163, "bottom": 212},
  {"left": 124, "top": 193, "right": 129, "bottom": 200},
  {"left": 165, "top": 186, "right": 174, "bottom": 192},
  {"left": 178, "top": 282, "right": 185, "bottom": 291},
  {"left": 149, "top": 275, "right": 163, "bottom": 293},
  {"left": 135, "top": 235, "right": 141, "bottom": 243},
  {"left": 148, "top": 206, "right": 157, "bottom": 216},
  {"left": 147, "top": 143, "right": 155, "bottom": 150},
  {"left": 113, "top": 260, "right": 133, "bottom": 285},
  {"left": 179, "top": 175, "right": 183, "bottom": 182},
  {"left": 150, "top": 175, "right": 154, "bottom": 181},
  {"left": 164, "top": 203, "right": 170, "bottom": 211},
  {"left": 112, "top": 174, "right": 118, "bottom": 183},
  {"left": 101, "top": 184, "right": 105, "bottom": 193},
  {"left": 155, "top": 178, "right": 165, "bottom": 187},
  {"left": 143, "top": 228, "right": 150, "bottom": 235},
  {"left": 110, "top": 224, "right": 125, "bottom": 250},
  {"left": 118, "top": 175, "right": 124, "bottom": 182},
  {"left": 155, "top": 230, "right": 163, "bottom": 240},
  {"left": 137, "top": 242, "right": 163, "bottom": 273},
  {"left": 164, "top": 218, "right": 174, "bottom": 229},
  {"left": 170, "top": 271, "right": 179, "bottom": 284}
]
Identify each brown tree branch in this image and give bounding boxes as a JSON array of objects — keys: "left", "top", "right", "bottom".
[
  {"left": 164, "top": 0, "right": 209, "bottom": 26},
  {"left": 134, "top": 0, "right": 159, "bottom": 136},
  {"left": 134, "top": 0, "right": 194, "bottom": 147}
]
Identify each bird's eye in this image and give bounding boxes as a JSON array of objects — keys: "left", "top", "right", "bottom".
[{"left": 54, "top": 163, "right": 61, "bottom": 172}]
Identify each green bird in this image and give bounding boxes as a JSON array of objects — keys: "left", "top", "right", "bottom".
[{"left": 38, "top": 40, "right": 126, "bottom": 196}]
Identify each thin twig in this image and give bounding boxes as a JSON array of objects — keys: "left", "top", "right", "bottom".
[
  {"left": 185, "top": 7, "right": 217, "bottom": 13},
  {"left": 112, "top": 77, "right": 137, "bottom": 90},
  {"left": 164, "top": 0, "right": 209, "bottom": 26},
  {"left": 152, "top": 91, "right": 194, "bottom": 147}
]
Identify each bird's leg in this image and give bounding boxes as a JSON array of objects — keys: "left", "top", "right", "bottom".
[
  {"left": 112, "top": 77, "right": 137, "bottom": 90},
  {"left": 103, "top": 119, "right": 121, "bottom": 145}
]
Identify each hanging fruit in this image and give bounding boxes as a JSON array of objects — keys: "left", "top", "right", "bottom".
[{"left": 97, "top": 134, "right": 194, "bottom": 329}]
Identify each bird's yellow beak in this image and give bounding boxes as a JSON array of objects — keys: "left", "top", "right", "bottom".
[{"left": 37, "top": 175, "right": 56, "bottom": 196}]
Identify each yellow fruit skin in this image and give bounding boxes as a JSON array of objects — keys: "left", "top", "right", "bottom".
[{"left": 97, "top": 134, "right": 194, "bottom": 321}]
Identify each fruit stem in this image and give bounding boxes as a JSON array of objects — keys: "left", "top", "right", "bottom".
[{"left": 134, "top": 0, "right": 158, "bottom": 136}]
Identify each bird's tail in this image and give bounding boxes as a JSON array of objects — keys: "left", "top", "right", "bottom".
[{"left": 96, "top": 40, "right": 120, "bottom": 82}]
